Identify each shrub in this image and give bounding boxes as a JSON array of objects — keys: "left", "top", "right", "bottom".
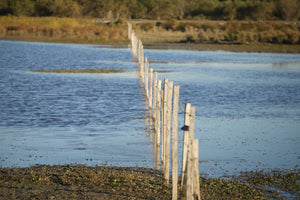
[
  {"left": 138, "top": 22, "right": 155, "bottom": 31},
  {"left": 285, "top": 30, "right": 300, "bottom": 44},
  {"left": 162, "top": 19, "right": 179, "bottom": 31},
  {"left": 185, "top": 34, "right": 197, "bottom": 43},
  {"left": 198, "top": 29, "right": 209, "bottom": 41}
]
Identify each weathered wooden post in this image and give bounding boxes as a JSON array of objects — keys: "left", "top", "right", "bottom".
[
  {"left": 186, "top": 146, "right": 193, "bottom": 200},
  {"left": 149, "top": 68, "right": 153, "bottom": 109},
  {"left": 164, "top": 80, "right": 173, "bottom": 185},
  {"left": 172, "top": 85, "right": 180, "bottom": 200},
  {"left": 156, "top": 80, "right": 162, "bottom": 152},
  {"left": 128, "top": 22, "right": 132, "bottom": 40},
  {"left": 192, "top": 139, "right": 201, "bottom": 200},
  {"left": 138, "top": 39, "right": 141, "bottom": 75},
  {"left": 161, "top": 79, "right": 167, "bottom": 172},
  {"left": 153, "top": 72, "right": 158, "bottom": 121},
  {"left": 133, "top": 32, "right": 138, "bottom": 60},
  {"left": 186, "top": 106, "right": 196, "bottom": 200},
  {"left": 138, "top": 40, "right": 144, "bottom": 82},
  {"left": 145, "top": 57, "right": 149, "bottom": 99},
  {"left": 181, "top": 103, "right": 191, "bottom": 189},
  {"left": 135, "top": 35, "right": 138, "bottom": 60}
]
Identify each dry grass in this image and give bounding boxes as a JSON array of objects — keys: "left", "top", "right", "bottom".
[
  {"left": 0, "top": 16, "right": 128, "bottom": 44},
  {"left": 1, "top": 17, "right": 300, "bottom": 52},
  {"left": 132, "top": 20, "right": 300, "bottom": 45}
]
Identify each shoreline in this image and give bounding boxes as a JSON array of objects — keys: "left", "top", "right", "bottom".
[
  {"left": 1, "top": 16, "right": 300, "bottom": 54},
  {"left": 143, "top": 42, "right": 300, "bottom": 54},
  {"left": 0, "top": 164, "right": 298, "bottom": 199},
  {"left": 2, "top": 36, "right": 300, "bottom": 54}
]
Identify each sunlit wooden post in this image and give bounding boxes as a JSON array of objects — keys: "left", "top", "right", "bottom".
[
  {"left": 153, "top": 72, "right": 158, "bottom": 121},
  {"left": 149, "top": 68, "right": 153, "bottom": 109},
  {"left": 127, "top": 22, "right": 132, "bottom": 40},
  {"left": 145, "top": 57, "right": 149, "bottom": 99},
  {"left": 192, "top": 139, "right": 201, "bottom": 200},
  {"left": 139, "top": 40, "right": 144, "bottom": 82},
  {"left": 172, "top": 85, "right": 180, "bottom": 199},
  {"left": 138, "top": 39, "right": 141, "bottom": 75},
  {"left": 156, "top": 80, "right": 162, "bottom": 165},
  {"left": 131, "top": 32, "right": 137, "bottom": 59},
  {"left": 164, "top": 80, "right": 173, "bottom": 185},
  {"left": 186, "top": 106, "right": 196, "bottom": 199},
  {"left": 161, "top": 79, "right": 167, "bottom": 172},
  {"left": 181, "top": 103, "right": 191, "bottom": 189}
]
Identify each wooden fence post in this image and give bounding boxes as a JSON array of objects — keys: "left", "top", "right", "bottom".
[
  {"left": 181, "top": 103, "right": 191, "bottom": 189},
  {"left": 192, "top": 139, "right": 201, "bottom": 200},
  {"left": 139, "top": 40, "right": 144, "bottom": 82},
  {"left": 156, "top": 80, "right": 162, "bottom": 162},
  {"left": 172, "top": 85, "right": 180, "bottom": 200},
  {"left": 186, "top": 145, "right": 193, "bottom": 200},
  {"left": 186, "top": 106, "right": 196, "bottom": 199},
  {"left": 138, "top": 39, "right": 141, "bottom": 76},
  {"left": 128, "top": 23, "right": 131, "bottom": 40},
  {"left": 145, "top": 57, "right": 149, "bottom": 99},
  {"left": 153, "top": 72, "right": 158, "bottom": 121},
  {"left": 149, "top": 68, "right": 153, "bottom": 109},
  {"left": 164, "top": 80, "right": 173, "bottom": 185},
  {"left": 161, "top": 79, "right": 167, "bottom": 170}
]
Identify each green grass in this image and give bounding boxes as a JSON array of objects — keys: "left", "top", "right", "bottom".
[{"left": 30, "top": 68, "right": 125, "bottom": 73}]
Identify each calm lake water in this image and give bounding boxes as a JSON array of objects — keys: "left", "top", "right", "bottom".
[{"left": 0, "top": 41, "right": 299, "bottom": 177}]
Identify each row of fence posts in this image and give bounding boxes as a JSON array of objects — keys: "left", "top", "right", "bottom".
[{"left": 128, "top": 23, "right": 201, "bottom": 200}]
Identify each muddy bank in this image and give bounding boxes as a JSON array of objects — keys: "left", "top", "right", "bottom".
[{"left": 0, "top": 165, "right": 299, "bottom": 199}]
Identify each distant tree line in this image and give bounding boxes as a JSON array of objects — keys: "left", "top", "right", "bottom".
[{"left": 1, "top": 0, "right": 300, "bottom": 21}]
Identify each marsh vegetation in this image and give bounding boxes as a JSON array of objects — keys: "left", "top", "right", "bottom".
[
  {"left": 0, "top": 16, "right": 128, "bottom": 44},
  {"left": 1, "top": 16, "right": 300, "bottom": 52}
]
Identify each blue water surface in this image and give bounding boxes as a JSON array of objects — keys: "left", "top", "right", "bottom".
[{"left": 0, "top": 40, "right": 299, "bottom": 177}]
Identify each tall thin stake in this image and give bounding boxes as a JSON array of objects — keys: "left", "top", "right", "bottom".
[
  {"left": 186, "top": 106, "right": 196, "bottom": 199},
  {"left": 145, "top": 57, "right": 149, "bottom": 99},
  {"left": 172, "top": 85, "right": 180, "bottom": 199},
  {"left": 193, "top": 139, "right": 201, "bottom": 200},
  {"left": 181, "top": 103, "right": 191, "bottom": 189},
  {"left": 164, "top": 80, "right": 173, "bottom": 185},
  {"left": 149, "top": 68, "right": 153, "bottom": 109},
  {"left": 161, "top": 79, "right": 168, "bottom": 172}
]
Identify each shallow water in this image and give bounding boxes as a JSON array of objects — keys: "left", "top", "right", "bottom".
[
  {"left": 0, "top": 41, "right": 152, "bottom": 168},
  {"left": 0, "top": 41, "right": 299, "bottom": 178},
  {"left": 144, "top": 49, "right": 300, "bottom": 177}
]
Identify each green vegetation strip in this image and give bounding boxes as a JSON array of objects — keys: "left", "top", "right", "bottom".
[
  {"left": 0, "top": 165, "right": 298, "bottom": 199},
  {"left": 31, "top": 69, "right": 125, "bottom": 73}
]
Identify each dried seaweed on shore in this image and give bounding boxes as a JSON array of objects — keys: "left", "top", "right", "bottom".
[{"left": 1, "top": 165, "right": 298, "bottom": 199}]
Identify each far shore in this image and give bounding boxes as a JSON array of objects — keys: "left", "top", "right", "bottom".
[
  {"left": 1, "top": 16, "right": 300, "bottom": 53},
  {"left": 2, "top": 36, "right": 300, "bottom": 54}
]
